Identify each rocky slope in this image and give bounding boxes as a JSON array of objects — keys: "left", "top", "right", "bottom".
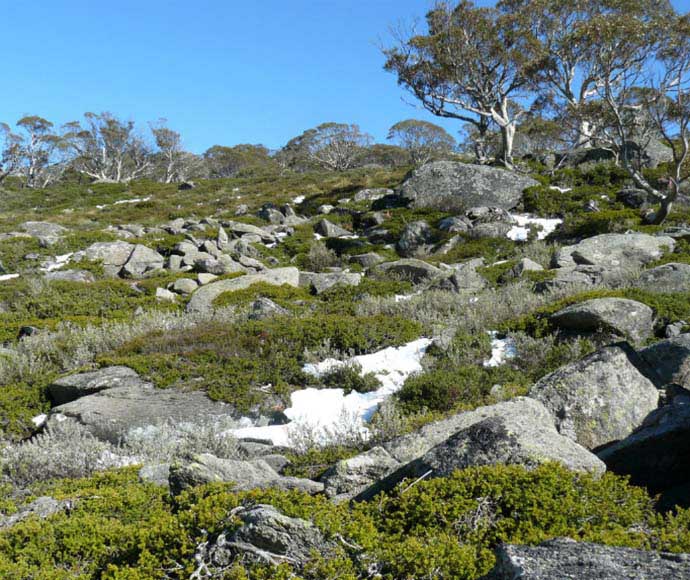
[{"left": 1, "top": 161, "right": 690, "bottom": 577}]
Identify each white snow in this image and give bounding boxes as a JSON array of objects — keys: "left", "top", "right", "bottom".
[
  {"left": 31, "top": 414, "right": 47, "bottom": 427},
  {"left": 114, "top": 196, "right": 150, "bottom": 205},
  {"left": 97, "top": 197, "right": 151, "bottom": 210},
  {"left": 549, "top": 186, "right": 572, "bottom": 193},
  {"left": 0, "top": 274, "right": 20, "bottom": 282},
  {"left": 292, "top": 195, "right": 306, "bottom": 204},
  {"left": 313, "top": 233, "right": 324, "bottom": 240},
  {"left": 232, "top": 338, "right": 432, "bottom": 447},
  {"left": 507, "top": 214, "right": 562, "bottom": 242},
  {"left": 483, "top": 331, "right": 517, "bottom": 367},
  {"left": 394, "top": 291, "right": 422, "bottom": 303},
  {"left": 39, "top": 252, "right": 74, "bottom": 272}
]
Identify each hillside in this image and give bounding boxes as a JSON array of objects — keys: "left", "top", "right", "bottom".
[{"left": 0, "top": 158, "right": 689, "bottom": 578}]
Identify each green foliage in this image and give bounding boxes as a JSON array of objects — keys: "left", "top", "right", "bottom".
[
  {"left": 1, "top": 464, "right": 689, "bottom": 578},
  {"left": 99, "top": 314, "right": 421, "bottom": 412},
  {"left": 282, "top": 446, "right": 360, "bottom": 479},
  {"left": 0, "top": 277, "right": 178, "bottom": 343},
  {"left": 397, "top": 365, "right": 529, "bottom": 414},
  {"left": 212, "top": 282, "right": 312, "bottom": 309},
  {"left": 319, "top": 362, "right": 382, "bottom": 394},
  {"left": 506, "top": 288, "right": 690, "bottom": 338},
  {"left": 561, "top": 209, "right": 643, "bottom": 238}
]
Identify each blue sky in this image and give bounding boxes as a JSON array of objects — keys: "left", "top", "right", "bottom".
[{"left": 2, "top": 0, "right": 689, "bottom": 153}]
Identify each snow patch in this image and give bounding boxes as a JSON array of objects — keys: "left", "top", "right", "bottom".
[
  {"left": 292, "top": 195, "right": 306, "bottom": 204},
  {"left": 549, "top": 186, "right": 572, "bottom": 193},
  {"left": 507, "top": 214, "right": 562, "bottom": 241},
  {"left": 31, "top": 414, "right": 47, "bottom": 427},
  {"left": 483, "top": 331, "right": 517, "bottom": 368},
  {"left": 0, "top": 274, "right": 20, "bottom": 282},
  {"left": 232, "top": 338, "right": 432, "bottom": 447},
  {"left": 40, "top": 252, "right": 74, "bottom": 272},
  {"left": 97, "top": 197, "right": 151, "bottom": 210}
]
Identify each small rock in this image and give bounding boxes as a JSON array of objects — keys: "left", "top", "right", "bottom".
[
  {"left": 314, "top": 219, "right": 351, "bottom": 238},
  {"left": 171, "top": 278, "right": 198, "bottom": 295}
]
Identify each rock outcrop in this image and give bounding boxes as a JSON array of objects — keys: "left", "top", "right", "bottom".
[
  {"left": 482, "top": 538, "right": 690, "bottom": 580},
  {"left": 186, "top": 267, "right": 300, "bottom": 312},
  {"left": 548, "top": 298, "right": 654, "bottom": 344},
  {"left": 529, "top": 344, "right": 659, "bottom": 449},
  {"left": 169, "top": 454, "right": 323, "bottom": 495},
  {"left": 399, "top": 161, "right": 538, "bottom": 211}
]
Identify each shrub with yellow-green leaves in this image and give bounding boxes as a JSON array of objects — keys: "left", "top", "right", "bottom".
[{"left": 1, "top": 464, "right": 689, "bottom": 579}]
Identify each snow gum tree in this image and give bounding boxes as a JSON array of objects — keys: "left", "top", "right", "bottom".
[{"left": 383, "top": 0, "right": 538, "bottom": 167}]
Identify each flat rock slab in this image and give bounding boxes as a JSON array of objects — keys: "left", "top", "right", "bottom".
[
  {"left": 553, "top": 233, "right": 675, "bottom": 269},
  {"left": 372, "top": 259, "right": 442, "bottom": 284},
  {"left": 186, "top": 267, "right": 300, "bottom": 312},
  {"left": 549, "top": 297, "right": 654, "bottom": 344},
  {"left": 298, "top": 271, "right": 361, "bottom": 294},
  {"left": 399, "top": 161, "right": 538, "bottom": 211},
  {"left": 169, "top": 454, "right": 323, "bottom": 495},
  {"left": 529, "top": 344, "right": 659, "bottom": 450},
  {"left": 48, "top": 366, "right": 143, "bottom": 405},
  {"left": 482, "top": 538, "right": 690, "bottom": 580},
  {"left": 48, "top": 384, "right": 238, "bottom": 444}
]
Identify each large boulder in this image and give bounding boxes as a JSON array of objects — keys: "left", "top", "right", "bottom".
[
  {"left": 359, "top": 398, "right": 604, "bottom": 501},
  {"left": 48, "top": 366, "right": 142, "bottom": 405},
  {"left": 549, "top": 298, "right": 654, "bottom": 344},
  {"left": 636, "top": 262, "right": 690, "bottom": 293},
  {"left": 298, "top": 271, "right": 361, "bottom": 294},
  {"left": 639, "top": 334, "right": 690, "bottom": 388},
  {"left": 482, "top": 538, "right": 690, "bottom": 580},
  {"left": 186, "top": 267, "right": 300, "bottom": 313},
  {"left": 552, "top": 233, "right": 675, "bottom": 269},
  {"left": 120, "top": 244, "right": 165, "bottom": 278},
  {"left": 169, "top": 454, "right": 323, "bottom": 495},
  {"left": 383, "top": 397, "right": 598, "bottom": 466},
  {"left": 597, "top": 396, "right": 690, "bottom": 495},
  {"left": 314, "top": 219, "right": 351, "bottom": 238},
  {"left": 349, "top": 252, "right": 385, "bottom": 269},
  {"left": 371, "top": 259, "right": 442, "bottom": 284},
  {"left": 399, "top": 161, "right": 538, "bottom": 211},
  {"left": 529, "top": 344, "right": 660, "bottom": 450},
  {"left": 221, "top": 220, "right": 275, "bottom": 243},
  {"left": 396, "top": 220, "right": 434, "bottom": 257},
  {"left": 48, "top": 381, "right": 238, "bottom": 444},
  {"left": 196, "top": 504, "right": 331, "bottom": 570},
  {"left": 431, "top": 259, "right": 488, "bottom": 293},
  {"left": 77, "top": 241, "right": 135, "bottom": 277},
  {"left": 20, "top": 221, "right": 68, "bottom": 246},
  {"left": 536, "top": 265, "right": 627, "bottom": 293}
]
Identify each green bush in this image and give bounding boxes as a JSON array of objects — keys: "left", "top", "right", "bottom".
[
  {"left": 319, "top": 362, "right": 382, "bottom": 394},
  {"left": 397, "top": 365, "right": 529, "bottom": 414},
  {"left": 99, "top": 314, "right": 422, "bottom": 412},
  {"left": 1, "top": 464, "right": 689, "bottom": 578}
]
